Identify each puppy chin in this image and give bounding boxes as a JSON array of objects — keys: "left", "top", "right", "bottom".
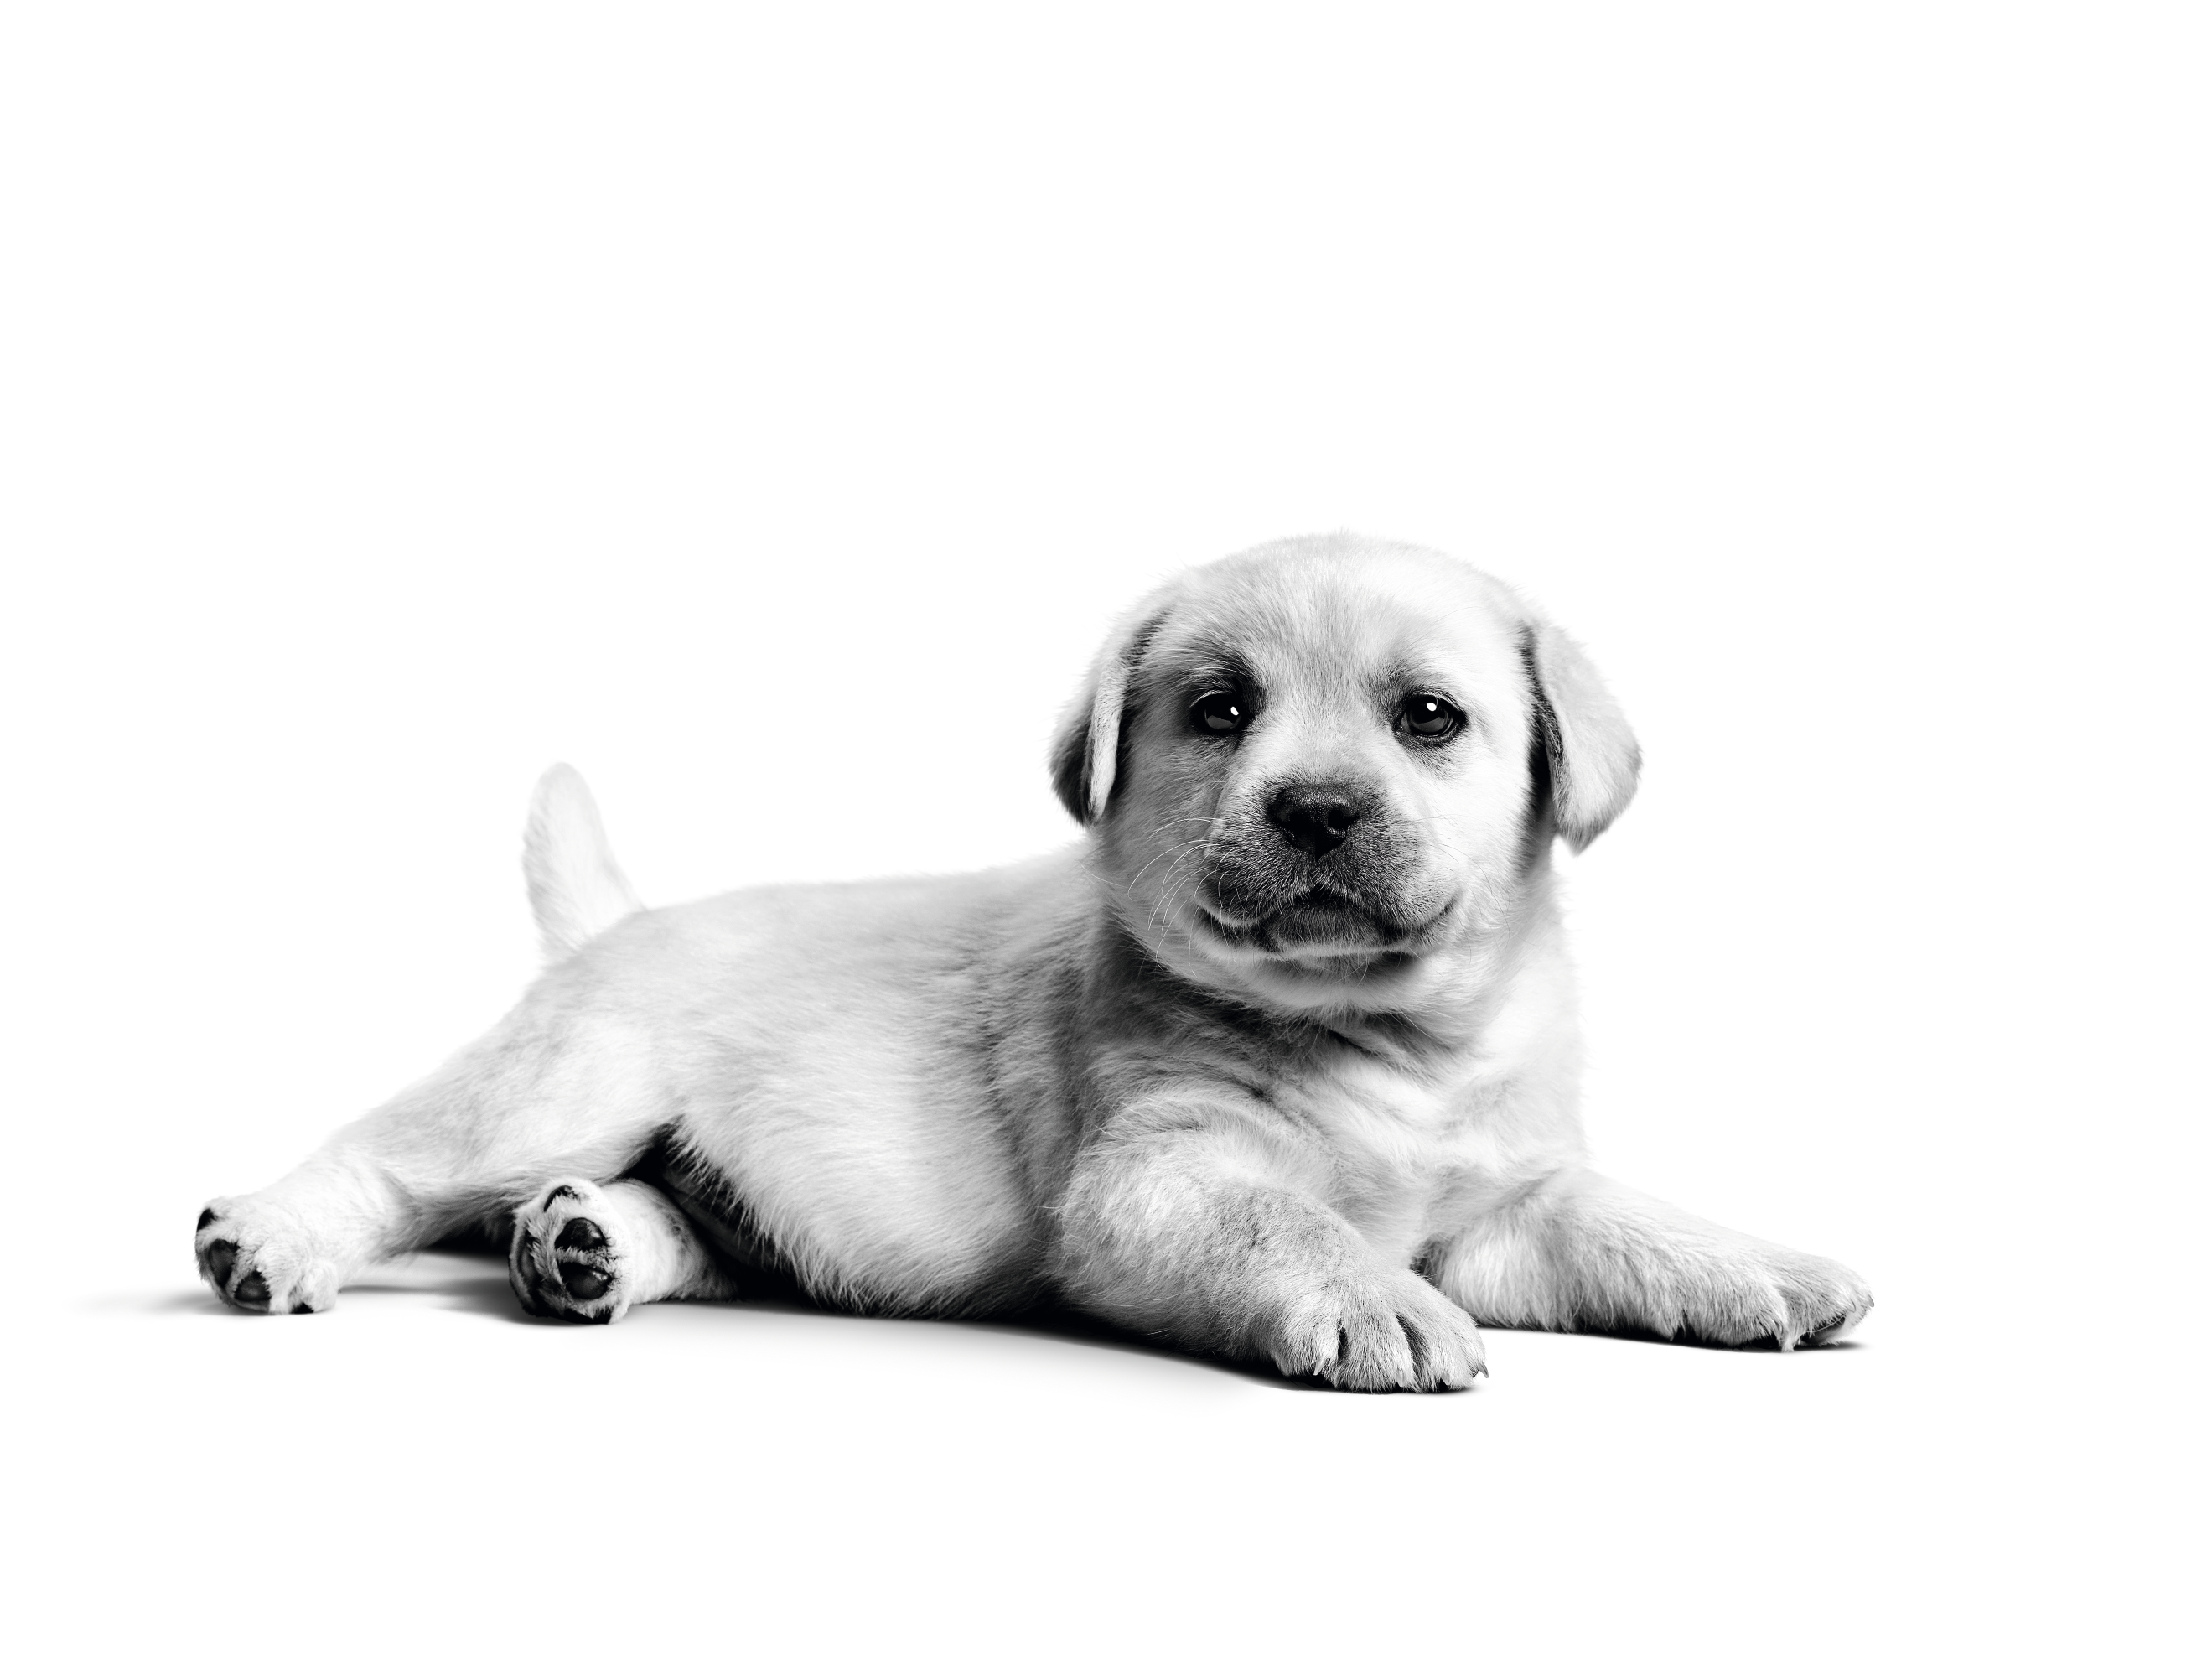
[
  {"left": 1179, "top": 895, "right": 1448, "bottom": 1012},
  {"left": 1196, "top": 902, "right": 1392, "bottom": 957},
  {"left": 1195, "top": 881, "right": 1456, "bottom": 953}
]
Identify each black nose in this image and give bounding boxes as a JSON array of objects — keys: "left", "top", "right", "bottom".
[{"left": 1269, "top": 785, "right": 1360, "bottom": 859}]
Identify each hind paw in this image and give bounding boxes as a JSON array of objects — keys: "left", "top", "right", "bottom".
[
  {"left": 509, "top": 1180, "right": 631, "bottom": 1324},
  {"left": 194, "top": 1198, "right": 342, "bottom": 1314}
]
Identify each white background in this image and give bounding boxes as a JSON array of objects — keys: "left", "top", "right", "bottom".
[{"left": 4, "top": 5, "right": 2205, "bottom": 1655}]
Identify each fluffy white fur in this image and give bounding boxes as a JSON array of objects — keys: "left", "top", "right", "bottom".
[
  {"left": 522, "top": 762, "right": 641, "bottom": 962},
  {"left": 194, "top": 533, "right": 1871, "bottom": 1389}
]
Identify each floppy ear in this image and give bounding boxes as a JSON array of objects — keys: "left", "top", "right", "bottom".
[
  {"left": 1520, "top": 621, "right": 1640, "bottom": 853},
  {"left": 1050, "top": 604, "right": 1169, "bottom": 826}
]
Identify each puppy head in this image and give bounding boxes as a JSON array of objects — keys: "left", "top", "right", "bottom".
[{"left": 1050, "top": 534, "right": 1638, "bottom": 1012}]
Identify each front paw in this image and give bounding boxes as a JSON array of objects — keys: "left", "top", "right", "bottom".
[
  {"left": 1676, "top": 1247, "right": 1873, "bottom": 1351},
  {"left": 1767, "top": 1251, "right": 1873, "bottom": 1350},
  {"left": 194, "top": 1199, "right": 342, "bottom": 1315},
  {"left": 1266, "top": 1268, "right": 1489, "bottom": 1392}
]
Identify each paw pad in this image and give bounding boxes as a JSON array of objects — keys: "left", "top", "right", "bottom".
[
  {"left": 556, "top": 1217, "right": 604, "bottom": 1251},
  {"left": 560, "top": 1262, "right": 610, "bottom": 1300},
  {"left": 510, "top": 1182, "right": 625, "bottom": 1325},
  {"left": 194, "top": 1201, "right": 332, "bottom": 1314}
]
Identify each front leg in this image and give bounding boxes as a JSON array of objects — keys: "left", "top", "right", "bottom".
[
  {"left": 1053, "top": 1093, "right": 1488, "bottom": 1392},
  {"left": 1432, "top": 1169, "right": 1873, "bottom": 1350}
]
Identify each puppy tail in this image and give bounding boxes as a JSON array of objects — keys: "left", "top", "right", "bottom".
[{"left": 524, "top": 764, "right": 642, "bottom": 962}]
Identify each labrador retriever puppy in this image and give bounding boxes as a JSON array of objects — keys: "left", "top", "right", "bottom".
[{"left": 194, "top": 533, "right": 1871, "bottom": 1389}]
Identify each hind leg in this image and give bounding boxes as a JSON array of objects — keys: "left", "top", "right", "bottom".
[
  {"left": 508, "top": 1177, "right": 737, "bottom": 1323},
  {"left": 195, "top": 993, "right": 672, "bottom": 1314}
]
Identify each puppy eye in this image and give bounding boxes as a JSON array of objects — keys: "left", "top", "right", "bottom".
[
  {"left": 1189, "top": 692, "right": 1253, "bottom": 735},
  {"left": 1399, "top": 693, "right": 1463, "bottom": 740}
]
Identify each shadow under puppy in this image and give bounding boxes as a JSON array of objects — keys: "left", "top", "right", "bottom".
[{"left": 195, "top": 533, "right": 1872, "bottom": 1390}]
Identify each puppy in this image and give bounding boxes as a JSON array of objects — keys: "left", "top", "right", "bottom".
[{"left": 194, "top": 533, "right": 1871, "bottom": 1389}]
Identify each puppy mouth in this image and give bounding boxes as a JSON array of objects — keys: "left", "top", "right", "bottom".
[{"left": 1194, "top": 888, "right": 1449, "bottom": 958}]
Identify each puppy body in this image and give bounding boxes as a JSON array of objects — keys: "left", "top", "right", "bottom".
[{"left": 196, "top": 535, "right": 1870, "bottom": 1388}]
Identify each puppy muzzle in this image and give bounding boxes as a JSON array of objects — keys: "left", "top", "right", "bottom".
[{"left": 1197, "top": 849, "right": 1448, "bottom": 958}]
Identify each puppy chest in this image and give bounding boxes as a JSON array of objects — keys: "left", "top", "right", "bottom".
[{"left": 1284, "top": 1059, "right": 1529, "bottom": 1257}]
